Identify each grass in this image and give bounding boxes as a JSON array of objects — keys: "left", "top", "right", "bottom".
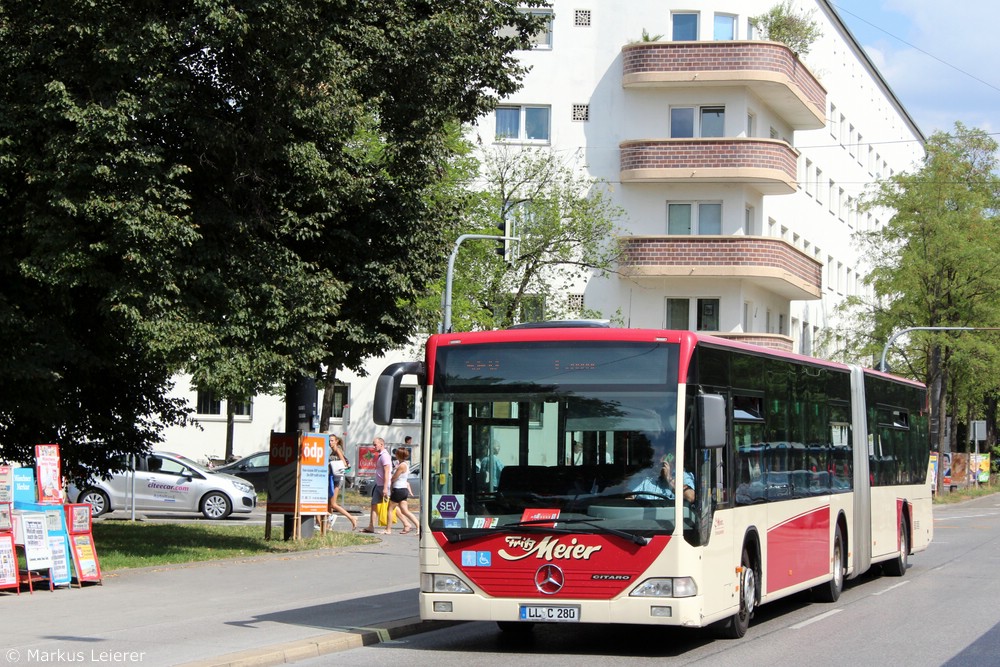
[
  {"left": 933, "top": 483, "right": 1000, "bottom": 504},
  {"left": 93, "top": 520, "right": 376, "bottom": 572},
  {"left": 92, "top": 485, "right": 418, "bottom": 572}
]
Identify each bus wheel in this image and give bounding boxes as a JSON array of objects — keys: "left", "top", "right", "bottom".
[
  {"left": 497, "top": 621, "right": 535, "bottom": 634},
  {"left": 813, "top": 527, "right": 845, "bottom": 602},
  {"left": 714, "top": 547, "right": 755, "bottom": 639},
  {"left": 883, "top": 518, "right": 909, "bottom": 576}
]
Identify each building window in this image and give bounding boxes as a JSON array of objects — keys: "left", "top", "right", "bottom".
[
  {"left": 744, "top": 206, "right": 754, "bottom": 235},
  {"left": 196, "top": 390, "right": 221, "bottom": 416},
  {"left": 714, "top": 14, "right": 736, "bottom": 40},
  {"left": 667, "top": 202, "right": 722, "bottom": 235},
  {"left": 697, "top": 298, "right": 719, "bottom": 331},
  {"left": 495, "top": 105, "right": 550, "bottom": 142},
  {"left": 231, "top": 398, "right": 252, "bottom": 417},
  {"left": 672, "top": 12, "right": 699, "bottom": 40},
  {"left": 743, "top": 301, "right": 751, "bottom": 331},
  {"left": 670, "top": 106, "right": 725, "bottom": 138},
  {"left": 804, "top": 159, "right": 814, "bottom": 197},
  {"left": 499, "top": 9, "right": 553, "bottom": 49},
  {"left": 393, "top": 387, "right": 417, "bottom": 421},
  {"left": 815, "top": 169, "right": 824, "bottom": 204},
  {"left": 330, "top": 381, "right": 350, "bottom": 420},
  {"left": 665, "top": 298, "right": 690, "bottom": 329}
]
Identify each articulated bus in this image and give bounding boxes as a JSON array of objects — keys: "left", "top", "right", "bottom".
[{"left": 373, "top": 325, "right": 932, "bottom": 638}]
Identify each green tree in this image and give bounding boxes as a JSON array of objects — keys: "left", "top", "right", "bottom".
[
  {"left": 832, "top": 123, "right": 1000, "bottom": 482},
  {"left": 0, "top": 1, "right": 548, "bottom": 476},
  {"left": 750, "top": 1, "right": 822, "bottom": 57},
  {"left": 437, "top": 145, "right": 627, "bottom": 333}
]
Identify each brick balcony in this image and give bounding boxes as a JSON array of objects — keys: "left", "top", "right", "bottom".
[
  {"left": 622, "top": 40, "right": 826, "bottom": 130},
  {"left": 622, "top": 235, "right": 822, "bottom": 300},
  {"left": 620, "top": 138, "right": 798, "bottom": 195}
]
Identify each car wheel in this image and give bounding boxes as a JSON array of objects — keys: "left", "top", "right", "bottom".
[
  {"left": 79, "top": 488, "right": 110, "bottom": 517},
  {"left": 201, "top": 492, "right": 232, "bottom": 519}
]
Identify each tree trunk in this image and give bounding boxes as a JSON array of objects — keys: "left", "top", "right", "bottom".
[{"left": 225, "top": 401, "right": 235, "bottom": 461}]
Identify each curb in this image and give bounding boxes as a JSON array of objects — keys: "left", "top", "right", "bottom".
[{"left": 175, "top": 617, "right": 456, "bottom": 667}]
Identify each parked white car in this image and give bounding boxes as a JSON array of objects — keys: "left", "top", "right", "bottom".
[{"left": 68, "top": 451, "right": 257, "bottom": 519}]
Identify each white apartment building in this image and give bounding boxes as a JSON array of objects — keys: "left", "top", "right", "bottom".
[{"left": 160, "top": 0, "right": 924, "bottom": 465}]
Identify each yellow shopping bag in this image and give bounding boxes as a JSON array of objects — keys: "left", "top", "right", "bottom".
[{"left": 376, "top": 499, "right": 397, "bottom": 527}]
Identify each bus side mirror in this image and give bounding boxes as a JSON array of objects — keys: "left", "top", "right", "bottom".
[
  {"left": 698, "top": 394, "right": 726, "bottom": 448},
  {"left": 373, "top": 361, "right": 425, "bottom": 426}
]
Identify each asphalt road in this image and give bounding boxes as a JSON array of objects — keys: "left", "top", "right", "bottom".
[{"left": 292, "top": 494, "right": 1000, "bottom": 666}]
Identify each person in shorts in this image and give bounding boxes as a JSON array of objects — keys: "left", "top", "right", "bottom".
[{"left": 384, "top": 448, "right": 419, "bottom": 535}]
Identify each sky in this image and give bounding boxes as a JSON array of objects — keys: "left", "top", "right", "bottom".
[{"left": 828, "top": 0, "right": 1000, "bottom": 138}]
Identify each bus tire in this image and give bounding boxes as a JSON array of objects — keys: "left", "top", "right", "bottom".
[
  {"left": 883, "top": 517, "right": 909, "bottom": 577},
  {"left": 714, "top": 546, "right": 755, "bottom": 639},
  {"left": 813, "top": 527, "right": 845, "bottom": 602}
]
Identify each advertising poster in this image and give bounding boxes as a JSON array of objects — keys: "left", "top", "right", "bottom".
[
  {"left": 17, "top": 512, "right": 52, "bottom": 571},
  {"left": 34, "top": 444, "right": 62, "bottom": 504},
  {"left": 297, "top": 433, "right": 328, "bottom": 515},
  {"left": 357, "top": 445, "right": 378, "bottom": 476},
  {"left": 0, "top": 533, "right": 17, "bottom": 591},
  {"left": 65, "top": 504, "right": 92, "bottom": 534},
  {"left": 0, "top": 503, "right": 11, "bottom": 532},
  {"left": 0, "top": 465, "right": 11, "bottom": 503},
  {"left": 47, "top": 535, "right": 72, "bottom": 587},
  {"left": 13, "top": 467, "right": 36, "bottom": 504},
  {"left": 266, "top": 432, "right": 299, "bottom": 514},
  {"left": 69, "top": 533, "right": 102, "bottom": 583}
]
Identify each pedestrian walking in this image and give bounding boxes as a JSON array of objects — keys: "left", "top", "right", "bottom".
[
  {"left": 383, "top": 448, "right": 418, "bottom": 535},
  {"left": 327, "top": 435, "right": 357, "bottom": 530},
  {"left": 362, "top": 437, "right": 391, "bottom": 533}
]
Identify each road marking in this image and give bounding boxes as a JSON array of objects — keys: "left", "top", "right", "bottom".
[
  {"left": 936, "top": 512, "right": 999, "bottom": 521},
  {"left": 873, "top": 581, "right": 910, "bottom": 596},
  {"left": 790, "top": 609, "right": 842, "bottom": 629}
]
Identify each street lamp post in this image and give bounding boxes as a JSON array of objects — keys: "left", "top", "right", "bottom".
[
  {"left": 441, "top": 233, "right": 519, "bottom": 334},
  {"left": 878, "top": 326, "right": 1000, "bottom": 372}
]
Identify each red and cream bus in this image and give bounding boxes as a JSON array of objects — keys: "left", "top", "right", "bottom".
[{"left": 374, "top": 325, "right": 932, "bottom": 638}]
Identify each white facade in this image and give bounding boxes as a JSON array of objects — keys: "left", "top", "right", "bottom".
[{"left": 159, "top": 0, "right": 922, "bottom": 464}]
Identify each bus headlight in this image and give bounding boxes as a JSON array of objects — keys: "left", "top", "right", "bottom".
[
  {"left": 422, "top": 573, "right": 473, "bottom": 594},
  {"left": 630, "top": 577, "right": 697, "bottom": 598}
]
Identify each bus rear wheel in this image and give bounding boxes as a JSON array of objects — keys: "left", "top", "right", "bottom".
[
  {"left": 883, "top": 518, "right": 909, "bottom": 576},
  {"left": 714, "top": 546, "right": 755, "bottom": 639},
  {"left": 813, "top": 527, "right": 845, "bottom": 602}
]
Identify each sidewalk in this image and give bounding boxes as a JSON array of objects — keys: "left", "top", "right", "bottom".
[{"left": 2, "top": 520, "right": 445, "bottom": 667}]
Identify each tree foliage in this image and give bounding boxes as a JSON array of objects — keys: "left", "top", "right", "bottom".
[
  {"left": 750, "top": 1, "right": 822, "bottom": 56},
  {"left": 0, "top": 0, "right": 547, "bottom": 476},
  {"left": 831, "top": 123, "right": 1000, "bottom": 459},
  {"left": 430, "top": 145, "right": 627, "bottom": 333}
]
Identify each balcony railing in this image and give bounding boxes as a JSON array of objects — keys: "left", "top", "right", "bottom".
[
  {"left": 622, "top": 40, "right": 826, "bottom": 130},
  {"left": 622, "top": 235, "right": 822, "bottom": 300},
  {"left": 620, "top": 138, "right": 798, "bottom": 195}
]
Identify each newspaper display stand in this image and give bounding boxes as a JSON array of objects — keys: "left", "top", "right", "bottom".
[
  {"left": 0, "top": 503, "right": 18, "bottom": 594},
  {"left": 13, "top": 501, "right": 73, "bottom": 588},
  {"left": 64, "top": 503, "right": 101, "bottom": 586}
]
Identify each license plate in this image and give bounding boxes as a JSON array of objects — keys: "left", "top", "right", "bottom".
[{"left": 519, "top": 605, "right": 580, "bottom": 622}]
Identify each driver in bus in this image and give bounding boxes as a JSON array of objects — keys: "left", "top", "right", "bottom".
[{"left": 630, "top": 454, "right": 695, "bottom": 503}]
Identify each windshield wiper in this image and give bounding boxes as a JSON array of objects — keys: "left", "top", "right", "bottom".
[{"left": 443, "top": 517, "right": 649, "bottom": 546}]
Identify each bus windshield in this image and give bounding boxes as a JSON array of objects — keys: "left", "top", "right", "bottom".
[{"left": 426, "top": 341, "right": 693, "bottom": 535}]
